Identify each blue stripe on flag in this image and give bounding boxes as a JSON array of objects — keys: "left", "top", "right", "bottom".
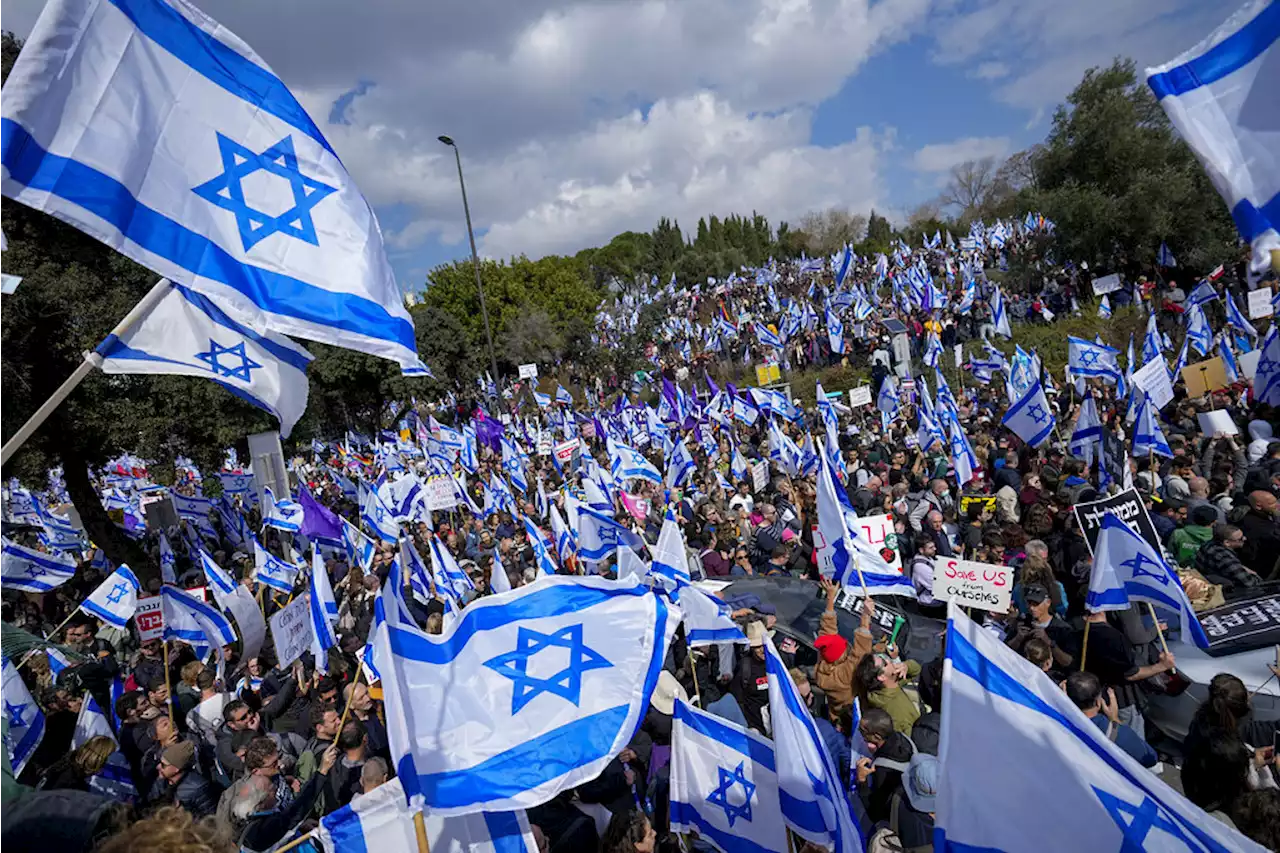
[
  {"left": 1147, "top": 0, "right": 1280, "bottom": 99},
  {"left": 673, "top": 701, "right": 775, "bottom": 771},
  {"left": 1231, "top": 192, "right": 1280, "bottom": 243},
  {"left": 670, "top": 802, "right": 783, "bottom": 853},
  {"left": 326, "top": 808, "right": 368, "bottom": 853},
  {"left": 81, "top": 599, "right": 129, "bottom": 629},
  {"left": 104, "top": 0, "right": 336, "bottom": 158},
  {"left": 481, "top": 812, "right": 528, "bottom": 853},
  {"left": 0, "top": 119, "right": 416, "bottom": 356}
]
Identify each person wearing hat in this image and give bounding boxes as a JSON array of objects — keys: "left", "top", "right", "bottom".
[
  {"left": 1004, "top": 583, "right": 1073, "bottom": 670},
  {"left": 730, "top": 621, "right": 771, "bottom": 733},
  {"left": 149, "top": 738, "right": 218, "bottom": 818},
  {"left": 813, "top": 577, "right": 875, "bottom": 717},
  {"left": 1170, "top": 504, "right": 1218, "bottom": 566}
]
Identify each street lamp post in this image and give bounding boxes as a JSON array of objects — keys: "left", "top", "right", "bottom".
[{"left": 438, "top": 135, "right": 503, "bottom": 413}]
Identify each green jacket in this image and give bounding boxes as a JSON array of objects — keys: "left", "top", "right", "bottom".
[
  {"left": 866, "top": 660, "right": 922, "bottom": 736},
  {"left": 1169, "top": 524, "right": 1213, "bottom": 566}
]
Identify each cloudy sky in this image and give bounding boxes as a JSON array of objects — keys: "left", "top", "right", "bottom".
[{"left": 4, "top": 0, "right": 1237, "bottom": 291}]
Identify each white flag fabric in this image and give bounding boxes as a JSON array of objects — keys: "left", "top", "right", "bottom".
[
  {"left": 2, "top": 655, "right": 45, "bottom": 775},
  {"left": 762, "top": 633, "right": 862, "bottom": 850},
  {"left": 936, "top": 604, "right": 1264, "bottom": 852},
  {"left": 575, "top": 506, "right": 645, "bottom": 566},
  {"left": 309, "top": 548, "right": 340, "bottom": 672},
  {"left": 1000, "top": 377, "right": 1056, "bottom": 448},
  {"left": 80, "top": 564, "right": 142, "bottom": 628},
  {"left": 1147, "top": 0, "right": 1280, "bottom": 276},
  {"left": 160, "top": 583, "right": 237, "bottom": 663},
  {"left": 374, "top": 574, "right": 677, "bottom": 815},
  {"left": 94, "top": 281, "right": 313, "bottom": 437},
  {"left": 158, "top": 530, "right": 178, "bottom": 584},
  {"left": 649, "top": 510, "right": 692, "bottom": 591},
  {"left": 72, "top": 693, "right": 137, "bottom": 801},
  {"left": 198, "top": 548, "right": 239, "bottom": 610},
  {"left": 1254, "top": 325, "right": 1280, "bottom": 406},
  {"left": 814, "top": 454, "right": 915, "bottom": 598},
  {"left": 669, "top": 698, "right": 788, "bottom": 853},
  {"left": 316, "top": 778, "right": 537, "bottom": 853},
  {"left": 0, "top": 0, "right": 419, "bottom": 366},
  {"left": 261, "top": 487, "right": 304, "bottom": 533},
  {"left": 1, "top": 537, "right": 77, "bottom": 592},
  {"left": 253, "top": 535, "right": 299, "bottom": 594}
]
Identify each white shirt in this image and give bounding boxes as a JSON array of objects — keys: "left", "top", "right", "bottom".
[{"left": 186, "top": 692, "right": 231, "bottom": 745}]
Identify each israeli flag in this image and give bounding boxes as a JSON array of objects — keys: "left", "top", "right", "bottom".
[
  {"left": 550, "top": 504, "right": 575, "bottom": 565},
  {"left": 754, "top": 322, "right": 784, "bottom": 350},
  {"left": 1097, "top": 295, "right": 1112, "bottom": 319},
  {"left": 72, "top": 694, "right": 137, "bottom": 802},
  {"left": 316, "top": 777, "right": 537, "bottom": 853},
  {"left": 219, "top": 472, "right": 254, "bottom": 497},
  {"left": 1185, "top": 304, "right": 1213, "bottom": 356},
  {"left": 815, "top": 454, "right": 914, "bottom": 598},
  {"left": 1069, "top": 393, "right": 1103, "bottom": 467},
  {"left": 1254, "top": 325, "right": 1280, "bottom": 405},
  {"left": 666, "top": 439, "right": 697, "bottom": 489},
  {"left": 650, "top": 510, "right": 692, "bottom": 591},
  {"left": 876, "top": 376, "right": 900, "bottom": 420},
  {"left": 1001, "top": 378, "right": 1055, "bottom": 448},
  {"left": 80, "top": 564, "right": 142, "bottom": 628},
  {"left": 429, "top": 536, "right": 476, "bottom": 604},
  {"left": 936, "top": 605, "right": 1261, "bottom": 852},
  {"left": 160, "top": 583, "right": 237, "bottom": 664},
  {"left": 523, "top": 516, "right": 558, "bottom": 577},
  {"left": 1219, "top": 334, "right": 1241, "bottom": 383},
  {"left": 1068, "top": 336, "right": 1122, "bottom": 380},
  {"left": 309, "top": 548, "right": 340, "bottom": 672},
  {"left": 2, "top": 538, "right": 77, "bottom": 592},
  {"left": 825, "top": 307, "right": 846, "bottom": 355},
  {"left": 670, "top": 698, "right": 787, "bottom": 853},
  {"left": 373, "top": 574, "right": 677, "bottom": 814},
  {"left": 261, "top": 487, "right": 304, "bottom": 533},
  {"left": 2, "top": 656, "right": 45, "bottom": 775},
  {"left": 991, "top": 286, "right": 1012, "bottom": 338},
  {"left": 763, "top": 633, "right": 861, "bottom": 850},
  {"left": 1093, "top": 513, "right": 1212, "bottom": 648},
  {"left": 576, "top": 506, "right": 645, "bottom": 566},
  {"left": 360, "top": 482, "right": 401, "bottom": 543},
  {"left": 193, "top": 548, "right": 237, "bottom": 610},
  {"left": 680, "top": 586, "right": 748, "bottom": 647},
  {"left": 253, "top": 535, "right": 299, "bottom": 594},
  {"left": 1226, "top": 292, "right": 1258, "bottom": 338},
  {"left": 947, "top": 412, "right": 979, "bottom": 487},
  {"left": 1148, "top": 0, "right": 1280, "bottom": 276},
  {"left": 1132, "top": 393, "right": 1173, "bottom": 458},
  {"left": 342, "top": 516, "right": 376, "bottom": 573},
  {"left": 95, "top": 281, "right": 313, "bottom": 437},
  {"left": 555, "top": 385, "right": 574, "bottom": 406},
  {"left": 1, "top": 0, "right": 419, "bottom": 367},
  {"left": 153, "top": 529, "right": 176, "bottom": 584}
]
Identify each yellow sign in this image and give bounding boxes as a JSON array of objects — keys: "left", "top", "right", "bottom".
[{"left": 755, "top": 363, "right": 782, "bottom": 386}]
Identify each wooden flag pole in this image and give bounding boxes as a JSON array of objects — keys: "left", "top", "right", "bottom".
[
  {"left": 1079, "top": 620, "right": 1092, "bottom": 672},
  {"left": 162, "top": 639, "right": 176, "bottom": 728}
]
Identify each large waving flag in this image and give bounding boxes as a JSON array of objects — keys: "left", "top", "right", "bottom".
[
  {"left": 95, "top": 281, "right": 313, "bottom": 436},
  {"left": 342, "top": 516, "right": 376, "bottom": 573},
  {"left": 1092, "top": 513, "right": 1212, "bottom": 648},
  {"left": 549, "top": 504, "right": 576, "bottom": 566},
  {"left": 876, "top": 376, "right": 900, "bottom": 420},
  {"left": 1, "top": 0, "right": 419, "bottom": 366},
  {"left": 1147, "top": 0, "right": 1280, "bottom": 276},
  {"left": 666, "top": 439, "right": 697, "bottom": 489},
  {"left": 316, "top": 777, "right": 538, "bottom": 853},
  {"left": 576, "top": 506, "right": 645, "bottom": 566},
  {"left": 360, "top": 482, "right": 401, "bottom": 543},
  {"left": 198, "top": 548, "right": 239, "bottom": 609},
  {"left": 1068, "top": 336, "right": 1121, "bottom": 381},
  {"left": 160, "top": 583, "right": 237, "bottom": 664},
  {"left": 763, "top": 634, "right": 861, "bottom": 850},
  {"left": 825, "top": 307, "right": 846, "bottom": 355},
  {"left": 670, "top": 698, "right": 787, "bottom": 853},
  {"left": 814, "top": 454, "right": 914, "bottom": 597},
  {"left": 754, "top": 322, "right": 784, "bottom": 350},
  {"left": 680, "top": 586, "right": 748, "bottom": 647},
  {"left": 991, "top": 286, "right": 1012, "bottom": 338},
  {"left": 608, "top": 438, "right": 661, "bottom": 486},
  {"left": 309, "top": 548, "right": 340, "bottom": 672},
  {"left": 373, "top": 574, "right": 676, "bottom": 814},
  {"left": 2, "top": 537, "right": 77, "bottom": 592},
  {"left": 649, "top": 510, "right": 692, "bottom": 590},
  {"left": 428, "top": 536, "right": 476, "bottom": 604},
  {"left": 262, "top": 487, "right": 304, "bottom": 533},
  {"left": 1132, "top": 392, "right": 1173, "bottom": 458},
  {"left": 1001, "top": 377, "right": 1056, "bottom": 448},
  {"left": 80, "top": 564, "right": 142, "bottom": 628},
  {"left": 1185, "top": 304, "right": 1213, "bottom": 356},
  {"left": 522, "top": 516, "right": 558, "bottom": 578},
  {"left": 1253, "top": 325, "right": 1280, "bottom": 405},
  {"left": 253, "top": 535, "right": 300, "bottom": 594},
  {"left": 936, "top": 605, "right": 1261, "bottom": 852},
  {"left": 2, "top": 656, "right": 45, "bottom": 775}
]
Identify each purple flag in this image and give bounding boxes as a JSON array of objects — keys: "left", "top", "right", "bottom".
[{"left": 298, "top": 485, "right": 343, "bottom": 543}]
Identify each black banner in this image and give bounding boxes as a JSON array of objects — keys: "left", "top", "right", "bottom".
[
  {"left": 1073, "top": 487, "right": 1161, "bottom": 555},
  {"left": 1100, "top": 428, "right": 1127, "bottom": 489},
  {"left": 1198, "top": 592, "right": 1280, "bottom": 655}
]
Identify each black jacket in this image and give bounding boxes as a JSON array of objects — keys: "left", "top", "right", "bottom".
[
  {"left": 239, "top": 770, "right": 327, "bottom": 852},
  {"left": 1195, "top": 542, "right": 1260, "bottom": 593}
]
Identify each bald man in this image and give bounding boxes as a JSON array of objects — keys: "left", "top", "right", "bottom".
[{"left": 1238, "top": 491, "right": 1280, "bottom": 579}]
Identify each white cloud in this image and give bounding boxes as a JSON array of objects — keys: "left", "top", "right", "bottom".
[
  {"left": 912, "top": 136, "right": 1010, "bottom": 173},
  {"left": 971, "top": 61, "right": 1009, "bottom": 80}
]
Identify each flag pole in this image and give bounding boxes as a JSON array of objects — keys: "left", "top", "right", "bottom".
[
  {"left": 1079, "top": 621, "right": 1091, "bottom": 672},
  {"left": 413, "top": 810, "right": 432, "bottom": 853},
  {"left": 1145, "top": 602, "right": 1176, "bottom": 675},
  {"left": 162, "top": 638, "right": 176, "bottom": 729},
  {"left": 332, "top": 666, "right": 364, "bottom": 744},
  {"left": 0, "top": 278, "right": 172, "bottom": 467},
  {"left": 16, "top": 610, "right": 81, "bottom": 669}
]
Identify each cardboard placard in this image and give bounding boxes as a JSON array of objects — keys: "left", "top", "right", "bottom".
[
  {"left": 1132, "top": 357, "right": 1175, "bottom": 411},
  {"left": 1247, "top": 288, "right": 1273, "bottom": 319},
  {"left": 954, "top": 344, "right": 963, "bottom": 369},
  {"left": 1091, "top": 273, "right": 1122, "bottom": 295},
  {"left": 849, "top": 386, "right": 873, "bottom": 408},
  {"left": 932, "top": 557, "right": 1013, "bottom": 613},
  {"left": 424, "top": 476, "right": 458, "bottom": 511},
  {"left": 269, "top": 593, "right": 313, "bottom": 669},
  {"left": 852, "top": 513, "right": 903, "bottom": 572},
  {"left": 553, "top": 440, "right": 578, "bottom": 464},
  {"left": 518, "top": 363, "right": 539, "bottom": 380},
  {"left": 1073, "top": 488, "right": 1161, "bottom": 555},
  {"left": 755, "top": 364, "right": 781, "bottom": 386},
  {"left": 1181, "top": 356, "right": 1230, "bottom": 396}
]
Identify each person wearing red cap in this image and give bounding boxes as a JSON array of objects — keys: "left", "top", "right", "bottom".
[{"left": 814, "top": 577, "right": 875, "bottom": 717}]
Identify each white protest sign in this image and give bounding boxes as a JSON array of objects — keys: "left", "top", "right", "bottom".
[
  {"left": 1197, "top": 410, "right": 1239, "bottom": 436},
  {"left": 932, "top": 557, "right": 1012, "bottom": 613},
  {"left": 849, "top": 386, "right": 873, "bottom": 408},
  {"left": 536, "top": 436, "right": 553, "bottom": 456},
  {"left": 553, "top": 440, "right": 578, "bottom": 464},
  {"left": 1091, "top": 273, "right": 1122, "bottom": 295},
  {"left": 1247, "top": 288, "right": 1273, "bottom": 319},
  {"left": 852, "top": 513, "right": 902, "bottom": 572},
  {"left": 269, "top": 593, "right": 312, "bottom": 669},
  {"left": 424, "top": 475, "right": 458, "bottom": 511},
  {"left": 1240, "top": 349, "right": 1262, "bottom": 380},
  {"left": 518, "top": 363, "right": 538, "bottom": 380},
  {"left": 954, "top": 344, "right": 963, "bottom": 369},
  {"left": 1132, "top": 357, "right": 1175, "bottom": 411},
  {"left": 751, "top": 461, "right": 768, "bottom": 492},
  {"left": 225, "top": 585, "right": 266, "bottom": 662},
  {"left": 135, "top": 596, "right": 164, "bottom": 641}
]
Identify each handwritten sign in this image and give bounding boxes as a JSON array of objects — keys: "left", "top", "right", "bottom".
[
  {"left": 269, "top": 593, "right": 313, "bottom": 669},
  {"left": 854, "top": 513, "right": 902, "bottom": 572},
  {"left": 751, "top": 461, "right": 769, "bottom": 492},
  {"left": 423, "top": 476, "right": 457, "bottom": 511},
  {"left": 932, "top": 557, "right": 1012, "bottom": 613},
  {"left": 1132, "top": 357, "right": 1175, "bottom": 410},
  {"left": 1247, "top": 287, "right": 1273, "bottom": 320},
  {"left": 518, "top": 363, "right": 538, "bottom": 380},
  {"left": 1091, "top": 273, "right": 1122, "bottom": 295},
  {"left": 849, "top": 386, "right": 873, "bottom": 408},
  {"left": 135, "top": 596, "right": 164, "bottom": 641}
]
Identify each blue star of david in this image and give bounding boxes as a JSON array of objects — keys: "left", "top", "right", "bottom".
[
  {"left": 483, "top": 624, "right": 612, "bottom": 715},
  {"left": 106, "top": 582, "right": 130, "bottom": 604},
  {"left": 1121, "top": 552, "right": 1169, "bottom": 586},
  {"left": 22, "top": 565, "right": 45, "bottom": 579},
  {"left": 262, "top": 559, "right": 281, "bottom": 576},
  {"left": 706, "top": 762, "right": 756, "bottom": 827},
  {"left": 1028, "top": 404, "right": 1049, "bottom": 424},
  {"left": 5, "top": 700, "right": 28, "bottom": 729},
  {"left": 1259, "top": 355, "right": 1277, "bottom": 376},
  {"left": 1080, "top": 350, "right": 1100, "bottom": 366},
  {"left": 192, "top": 132, "right": 338, "bottom": 252},
  {"left": 1094, "top": 788, "right": 1220, "bottom": 853},
  {"left": 196, "top": 339, "right": 262, "bottom": 382}
]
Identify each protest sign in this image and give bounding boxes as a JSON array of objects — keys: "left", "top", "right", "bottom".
[
  {"left": 270, "top": 593, "right": 313, "bottom": 669},
  {"left": 580, "top": 420, "right": 596, "bottom": 440},
  {"left": 932, "top": 557, "right": 1012, "bottom": 613},
  {"left": 852, "top": 513, "right": 903, "bottom": 572},
  {"left": 135, "top": 596, "right": 164, "bottom": 641},
  {"left": 755, "top": 363, "right": 781, "bottom": 386},
  {"left": 553, "top": 440, "right": 578, "bottom": 465},
  {"left": 1240, "top": 349, "right": 1262, "bottom": 380},
  {"left": 536, "top": 436, "right": 553, "bottom": 456},
  {"left": 1132, "top": 357, "right": 1175, "bottom": 410},
  {"left": 1198, "top": 591, "right": 1280, "bottom": 652},
  {"left": 224, "top": 586, "right": 266, "bottom": 662},
  {"left": 1073, "top": 488, "right": 1161, "bottom": 555},
  {"left": 1197, "top": 410, "right": 1239, "bottom": 436},
  {"left": 848, "top": 386, "right": 873, "bottom": 408},
  {"left": 751, "top": 461, "right": 768, "bottom": 492},
  {"left": 518, "top": 363, "right": 538, "bottom": 380},
  {"left": 958, "top": 495, "right": 996, "bottom": 515},
  {"left": 1091, "top": 273, "right": 1122, "bottom": 295},
  {"left": 141, "top": 495, "right": 178, "bottom": 531},
  {"left": 1182, "top": 356, "right": 1229, "bottom": 396},
  {"left": 424, "top": 476, "right": 458, "bottom": 511},
  {"left": 1247, "top": 287, "right": 1273, "bottom": 319}
]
